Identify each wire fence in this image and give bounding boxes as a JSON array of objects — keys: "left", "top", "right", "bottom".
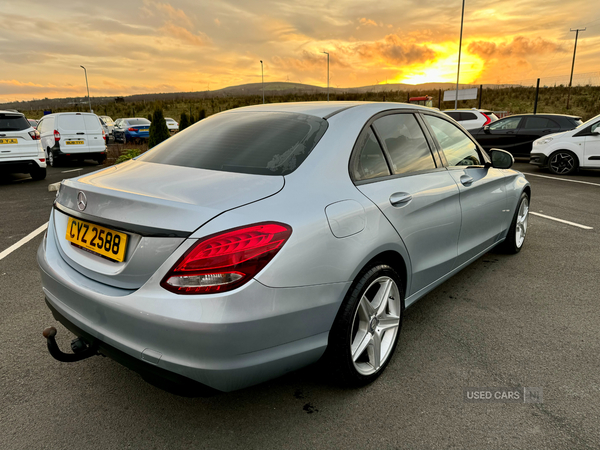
[{"left": 465, "top": 72, "right": 600, "bottom": 89}]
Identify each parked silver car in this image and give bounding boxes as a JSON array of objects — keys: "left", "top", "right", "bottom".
[{"left": 38, "top": 102, "right": 530, "bottom": 392}]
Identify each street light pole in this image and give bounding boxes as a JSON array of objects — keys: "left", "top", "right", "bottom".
[
  {"left": 322, "top": 52, "right": 329, "bottom": 101},
  {"left": 454, "top": 0, "right": 465, "bottom": 110},
  {"left": 80, "top": 65, "right": 92, "bottom": 112},
  {"left": 260, "top": 60, "right": 264, "bottom": 104},
  {"left": 567, "top": 27, "right": 586, "bottom": 110}
]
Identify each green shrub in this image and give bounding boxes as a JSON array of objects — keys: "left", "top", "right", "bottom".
[
  {"left": 148, "top": 108, "right": 171, "bottom": 149},
  {"left": 115, "top": 149, "right": 141, "bottom": 164},
  {"left": 179, "top": 112, "right": 189, "bottom": 131}
]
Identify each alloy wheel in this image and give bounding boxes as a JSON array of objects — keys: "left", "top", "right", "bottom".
[
  {"left": 515, "top": 197, "right": 529, "bottom": 248},
  {"left": 549, "top": 152, "right": 575, "bottom": 175},
  {"left": 350, "top": 276, "right": 401, "bottom": 376}
]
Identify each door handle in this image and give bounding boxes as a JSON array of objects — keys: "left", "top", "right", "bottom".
[
  {"left": 76, "top": 132, "right": 85, "bottom": 135},
  {"left": 390, "top": 192, "right": 413, "bottom": 207},
  {"left": 460, "top": 175, "right": 474, "bottom": 186},
  {"left": 507, "top": 131, "right": 515, "bottom": 134}
]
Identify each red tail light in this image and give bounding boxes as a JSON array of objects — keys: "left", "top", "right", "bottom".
[
  {"left": 102, "top": 129, "right": 106, "bottom": 141},
  {"left": 29, "top": 130, "right": 40, "bottom": 140},
  {"left": 54, "top": 130, "right": 60, "bottom": 142},
  {"left": 481, "top": 112, "right": 492, "bottom": 126},
  {"left": 161, "top": 222, "right": 292, "bottom": 295},
  {"left": 128, "top": 128, "right": 137, "bottom": 132}
]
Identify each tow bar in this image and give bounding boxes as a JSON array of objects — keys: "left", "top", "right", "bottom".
[{"left": 42, "top": 327, "right": 98, "bottom": 362}]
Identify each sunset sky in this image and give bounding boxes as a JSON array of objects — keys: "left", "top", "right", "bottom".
[{"left": 1, "top": 0, "right": 599, "bottom": 102}]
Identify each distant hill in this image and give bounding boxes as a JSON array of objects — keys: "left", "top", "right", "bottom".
[{"left": 0, "top": 81, "right": 514, "bottom": 111}]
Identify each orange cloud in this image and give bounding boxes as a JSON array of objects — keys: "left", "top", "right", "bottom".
[
  {"left": 467, "top": 36, "right": 566, "bottom": 60},
  {"left": 352, "top": 34, "right": 436, "bottom": 65},
  {"left": 160, "top": 22, "right": 210, "bottom": 46},
  {"left": 155, "top": 2, "right": 194, "bottom": 29},
  {"left": 359, "top": 18, "right": 378, "bottom": 27}
]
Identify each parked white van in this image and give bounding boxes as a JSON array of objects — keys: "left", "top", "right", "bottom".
[{"left": 37, "top": 113, "right": 107, "bottom": 166}]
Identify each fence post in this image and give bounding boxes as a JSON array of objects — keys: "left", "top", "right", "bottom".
[
  {"left": 478, "top": 85, "right": 483, "bottom": 109},
  {"left": 438, "top": 89, "right": 442, "bottom": 109},
  {"left": 533, "top": 78, "right": 540, "bottom": 114}
]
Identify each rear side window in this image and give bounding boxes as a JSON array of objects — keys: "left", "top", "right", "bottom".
[
  {"left": 352, "top": 128, "right": 391, "bottom": 181},
  {"left": 0, "top": 113, "right": 30, "bottom": 131},
  {"left": 84, "top": 115, "right": 102, "bottom": 132},
  {"left": 141, "top": 112, "right": 328, "bottom": 176},
  {"left": 445, "top": 111, "right": 461, "bottom": 120},
  {"left": 58, "top": 114, "right": 85, "bottom": 131},
  {"left": 424, "top": 115, "right": 482, "bottom": 166},
  {"left": 523, "top": 117, "right": 559, "bottom": 129},
  {"left": 460, "top": 112, "right": 477, "bottom": 121},
  {"left": 373, "top": 114, "right": 436, "bottom": 175}
]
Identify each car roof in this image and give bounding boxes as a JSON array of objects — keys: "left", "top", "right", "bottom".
[
  {"left": 227, "top": 101, "right": 437, "bottom": 119},
  {"left": 0, "top": 110, "right": 24, "bottom": 116},
  {"left": 503, "top": 113, "right": 582, "bottom": 119}
]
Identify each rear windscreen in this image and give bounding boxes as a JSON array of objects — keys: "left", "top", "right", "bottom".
[
  {"left": 140, "top": 111, "right": 328, "bottom": 176},
  {"left": 58, "top": 114, "right": 85, "bottom": 131},
  {"left": 0, "top": 114, "right": 30, "bottom": 131},
  {"left": 83, "top": 115, "right": 102, "bottom": 132},
  {"left": 127, "top": 119, "right": 150, "bottom": 126}
]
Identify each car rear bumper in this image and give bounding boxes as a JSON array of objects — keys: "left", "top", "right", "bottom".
[
  {"left": 37, "top": 224, "right": 348, "bottom": 392},
  {"left": 0, "top": 158, "right": 45, "bottom": 173},
  {"left": 529, "top": 153, "right": 548, "bottom": 167}
]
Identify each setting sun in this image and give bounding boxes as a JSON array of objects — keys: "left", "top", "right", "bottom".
[{"left": 395, "top": 44, "right": 485, "bottom": 85}]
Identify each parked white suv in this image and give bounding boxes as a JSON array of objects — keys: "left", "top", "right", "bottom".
[
  {"left": 0, "top": 110, "right": 46, "bottom": 180},
  {"left": 99, "top": 116, "right": 115, "bottom": 136},
  {"left": 443, "top": 108, "right": 499, "bottom": 131},
  {"left": 530, "top": 113, "right": 600, "bottom": 175},
  {"left": 37, "top": 112, "right": 107, "bottom": 166}
]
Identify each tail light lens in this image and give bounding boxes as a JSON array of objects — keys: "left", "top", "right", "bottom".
[
  {"left": 161, "top": 222, "right": 292, "bottom": 295},
  {"left": 481, "top": 112, "right": 492, "bottom": 126},
  {"left": 29, "top": 130, "right": 40, "bottom": 140},
  {"left": 128, "top": 128, "right": 137, "bottom": 132},
  {"left": 54, "top": 130, "right": 60, "bottom": 142},
  {"left": 102, "top": 129, "right": 106, "bottom": 141}
]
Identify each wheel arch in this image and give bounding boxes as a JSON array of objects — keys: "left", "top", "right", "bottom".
[{"left": 350, "top": 250, "right": 409, "bottom": 302}]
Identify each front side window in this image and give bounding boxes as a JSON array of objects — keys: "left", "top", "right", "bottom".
[
  {"left": 489, "top": 116, "right": 522, "bottom": 131},
  {"left": 373, "top": 114, "right": 436, "bottom": 175},
  {"left": 424, "top": 115, "right": 482, "bottom": 167},
  {"left": 141, "top": 111, "right": 328, "bottom": 176},
  {"left": 352, "top": 128, "right": 390, "bottom": 181}
]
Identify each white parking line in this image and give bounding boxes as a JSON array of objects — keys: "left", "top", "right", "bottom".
[
  {"left": 0, "top": 222, "right": 48, "bottom": 261},
  {"left": 525, "top": 173, "right": 600, "bottom": 187},
  {"left": 530, "top": 212, "right": 593, "bottom": 230},
  {"left": 61, "top": 168, "right": 83, "bottom": 173}
]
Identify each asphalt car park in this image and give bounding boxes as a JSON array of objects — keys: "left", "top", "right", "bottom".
[{"left": 1, "top": 161, "right": 600, "bottom": 449}]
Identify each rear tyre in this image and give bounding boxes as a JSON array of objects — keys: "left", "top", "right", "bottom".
[
  {"left": 30, "top": 167, "right": 46, "bottom": 181},
  {"left": 96, "top": 155, "right": 106, "bottom": 165},
  {"left": 47, "top": 149, "right": 56, "bottom": 167},
  {"left": 548, "top": 150, "right": 578, "bottom": 175},
  {"left": 326, "top": 264, "right": 404, "bottom": 386},
  {"left": 497, "top": 192, "right": 529, "bottom": 254}
]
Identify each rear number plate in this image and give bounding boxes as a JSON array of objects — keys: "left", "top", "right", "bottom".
[
  {"left": 0, "top": 139, "right": 18, "bottom": 144},
  {"left": 65, "top": 140, "right": 84, "bottom": 145},
  {"left": 139, "top": 128, "right": 149, "bottom": 132},
  {"left": 66, "top": 217, "right": 128, "bottom": 262}
]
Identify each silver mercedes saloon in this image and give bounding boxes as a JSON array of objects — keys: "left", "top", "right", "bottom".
[{"left": 38, "top": 102, "right": 530, "bottom": 392}]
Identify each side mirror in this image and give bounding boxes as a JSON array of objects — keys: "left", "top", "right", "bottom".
[
  {"left": 489, "top": 148, "right": 514, "bottom": 169},
  {"left": 592, "top": 129, "right": 600, "bottom": 136},
  {"left": 483, "top": 125, "right": 490, "bottom": 134}
]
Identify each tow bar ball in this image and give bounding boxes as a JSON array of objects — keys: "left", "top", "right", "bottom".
[{"left": 42, "top": 327, "right": 98, "bottom": 362}]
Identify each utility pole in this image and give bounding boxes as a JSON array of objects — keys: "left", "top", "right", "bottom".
[
  {"left": 322, "top": 52, "right": 330, "bottom": 101},
  {"left": 80, "top": 65, "right": 92, "bottom": 112},
  {"left": 455, "top": 0, "right": 466, "bottom": 110},
  {"left": 567, "top": 28, "right": 586, "bottom": 109},
  {"left": 260, "top": 60, "right": 264, "bottom": 104},
  {"left": 533, "top": 78, "right": 540, "bottom": 114}
]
